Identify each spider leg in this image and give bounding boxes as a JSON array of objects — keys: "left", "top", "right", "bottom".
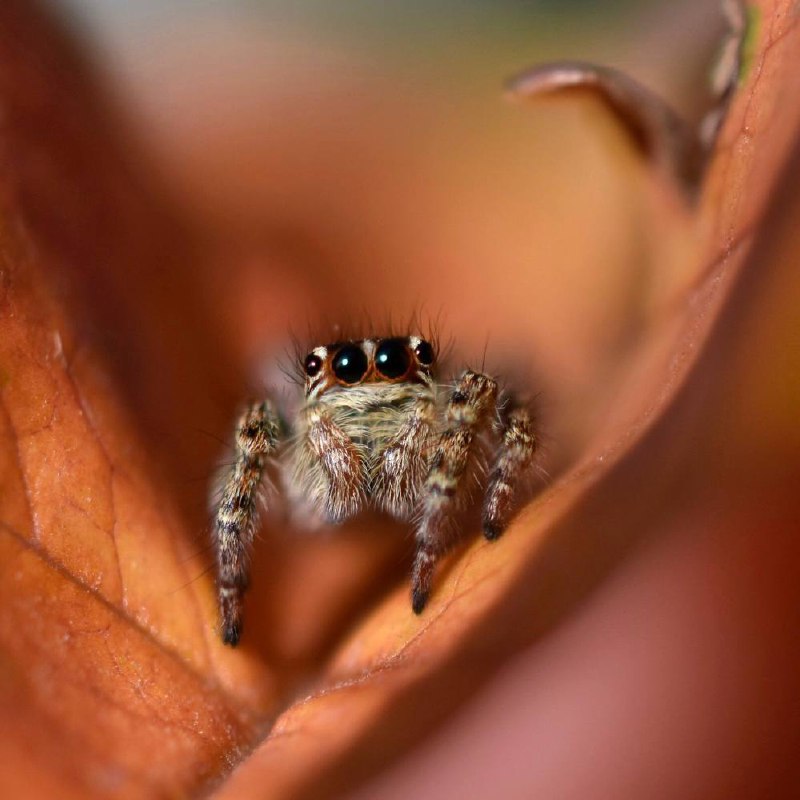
[
  {"left": 372, "top": 392, "right": 436, "bottom": 519},
  {"left": 213, "top": 400, "right": 280, "bottom": 646},
  {"left": 412, "top": 370, "right": 497, "bottom": 613},
  {"left": 305, "top": 408, "right": 365, "bottom": 523},
  {"left": 482, "top": 394, "right": 537, "bottom": 540}
]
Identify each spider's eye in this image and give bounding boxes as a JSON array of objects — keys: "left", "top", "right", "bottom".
[
  {"left": 375, "top": 338, "right": 410, "bottom": 379},
  {"left": 304, "top": 353, "right": 323, "bottom": 377},
  {"left": 414, "top": 339, "right": 435, "bottom": 366},
  {"left": 332, "top": 345, "right": 368, "bottom": 384}
]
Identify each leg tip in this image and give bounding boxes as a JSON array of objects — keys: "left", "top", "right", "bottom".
[
  {"left": 222, "top": 622, "right": 241, "bottom": 647},
  {"left": 483, "top": 519, "right": 505, "bottom": 541},
  {"left": 411, "top": 588, "right": 429, "bottom": 615},
  {"left": 219, "top": 586, "right": 243, "bottom": 646}
]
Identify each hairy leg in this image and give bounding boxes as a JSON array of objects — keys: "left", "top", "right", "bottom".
[
  {"left": 482, "top": 396, "right": 537, "bottom": 540},
  {"left": 306, "top": 408, "right": 365, "bottom": 523},
  {"left": 372, "top": 393, "right": 436, "bottom": 519},
  {"left": 412, "top": 370, "right": 498, "bottom": 613},
  {"left": 213, "top": 400, "right": 280, "bottom": 646}
]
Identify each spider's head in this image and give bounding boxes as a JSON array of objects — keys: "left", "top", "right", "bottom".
[{"left": 302, "top": 336, "right": 436, "bottom": 398}]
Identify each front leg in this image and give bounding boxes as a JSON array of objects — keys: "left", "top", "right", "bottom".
[
  {"left": 372, "top": 394, "right": 436, "bottom": 519},
  {"left": 306, "top": 409, "right": 365, "bottom": 523},
  {"left": 213, "top": 400, "right": 280, "bottom": 646},
  {"left": 482, "top": 395, "right": 537, "bottom": 540},
  {"left": 412, "top": 370, "right": 498, "bottom": 613}
]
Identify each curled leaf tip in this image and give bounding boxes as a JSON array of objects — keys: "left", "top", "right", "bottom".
[
  {"left": 505, "top": 60, "right": 704, "bottom": 200},
  {"left": 506, "top": 2, "right": 751, "bottom": 201},
  {"left": 702, "top": 0, "right": 753, "bottom": 147}
]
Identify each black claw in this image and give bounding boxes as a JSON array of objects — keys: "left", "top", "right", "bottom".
[
  {"left": 483, "top": 519, "right": 504, "bottom": 541},
  {"left": 411, "top": 588, "right": 429, "bottom": 615},
  {"left": 222, "top": 623, "right": 241, "bottom": 647}
]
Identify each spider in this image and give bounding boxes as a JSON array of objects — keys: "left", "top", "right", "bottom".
[{"left": 212, "top": 334, "right": 538, "bottom": 646}]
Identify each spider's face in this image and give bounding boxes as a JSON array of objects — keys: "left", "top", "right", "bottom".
[{"left": 302, "top": 336, "right": 436, "bottom": 399}]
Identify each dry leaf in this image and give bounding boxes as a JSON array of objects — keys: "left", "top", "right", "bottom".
[{"left": 0, "top": 1, "right": 798, "bottom": 798}]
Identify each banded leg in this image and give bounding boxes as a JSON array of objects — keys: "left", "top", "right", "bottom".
[
  {"left": 482, "top": 397, "right": 537, "bottom": 540},
  {"left": 411, "top": 370, "right": 498, "bottom": 613},
  {"left": 214, "top": 400, "right": 280, "bottom": 646}
]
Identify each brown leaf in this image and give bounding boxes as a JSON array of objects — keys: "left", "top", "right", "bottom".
[
  {"left": 1, "top": 1, "right": 799, "bottom": 798},
  {"left": 0, "top": 2, "right": 274, "bottom": 795}
]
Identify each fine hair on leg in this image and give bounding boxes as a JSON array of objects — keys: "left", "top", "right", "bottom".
[
  {"left": 213, "top": 399, "right": 280, "bottom": 646},
  {"left": 411, "top": 370, "right": 498, "bottom": 613},
  {"left": 482, "top": 393, "right": 537, "bottom": 540}
]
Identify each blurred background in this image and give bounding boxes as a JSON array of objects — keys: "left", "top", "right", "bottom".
[
  {"left": 45, "top": 0, "right": 722, "bottom": 465},
  {"left": 35, "top": 0, "right": 728, "bottom": 695}
]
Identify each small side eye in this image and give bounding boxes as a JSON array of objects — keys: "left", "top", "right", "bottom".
[
  {"left": 332, "top": 345, "right": 368, "bottom": 384},
  {"left": 304, "top": 353, "right": 322, "bottom": 377},
  {"left": 375, "top": 338, "right": 410, "bottom": 379},
  {"left": 414, "top": 339, "right": 435, "bottom": 366}
]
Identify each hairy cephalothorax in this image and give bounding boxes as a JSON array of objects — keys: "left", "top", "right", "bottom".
[{"left": 212, "top": 334, "right": 538, "bottom": 646}]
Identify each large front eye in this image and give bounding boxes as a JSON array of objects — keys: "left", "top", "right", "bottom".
[
  {"left": 332, "top": 345, "right": 368, "bottom": 384},
  {"left": 375, "top": 338, "right": 410, "bottom": 379}
]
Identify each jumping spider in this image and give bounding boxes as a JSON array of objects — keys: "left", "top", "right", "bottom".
[{"left": 212, "top": 334, "right": 537, "bottom": 646}]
